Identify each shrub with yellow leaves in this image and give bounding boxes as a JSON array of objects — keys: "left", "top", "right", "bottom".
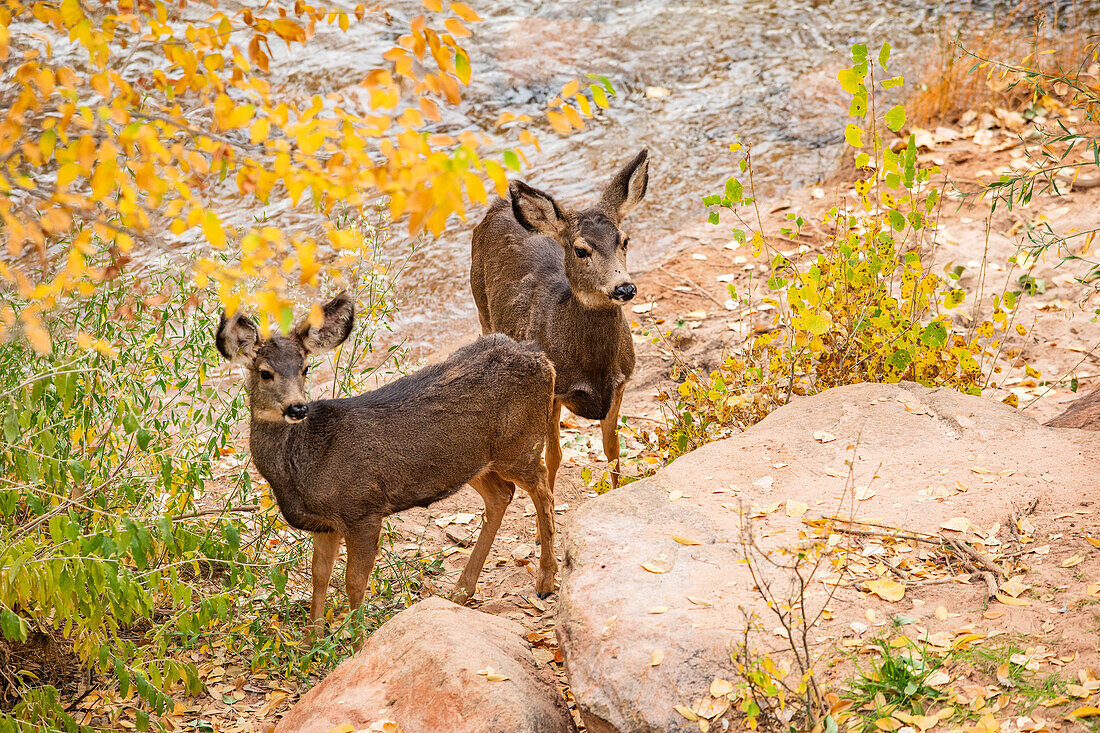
[
  {"left": 0, "top": 0, "right": 611, "bottom": 350},
  {"left": 643, "top": 42, "right": 1023, "bottom": 465}
]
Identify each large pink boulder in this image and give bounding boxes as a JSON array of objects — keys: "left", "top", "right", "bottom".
[
  {"left": 556, "top": 382, "right": 1100, "bottom": 732},
  {"left": 276, "top": 596, "right": 574, "bottom": 733}
]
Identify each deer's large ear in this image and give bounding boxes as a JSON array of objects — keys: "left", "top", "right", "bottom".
[
  {"left": 216, "top": 312, "right": 260, "bottom": 364},
  {"left": 510, "top": 180, "right": 567, "bottom": 236},
  {"left": 293, "top": 292, "right": 355, "bottom": 355},
  {"left": 599, "top": 149, "right": 649, "bottom": 223}
]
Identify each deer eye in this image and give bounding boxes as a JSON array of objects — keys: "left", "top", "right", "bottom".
[
  {"left": 622, "top": 237, "right": 630, "bottom": 250},
  {"left": 259, "top": 369, "right": 274, "bottom": 381},
  {"left": 574, "top": 247, "right": 591, "bottom": 259},
  {"left": 302, "top": 365, "right": 309, "bottom": 377}
]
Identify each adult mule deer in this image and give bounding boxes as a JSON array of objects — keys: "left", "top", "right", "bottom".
[
  {"left": 216, "top": 293, "right": 558, "bottom": 635},
  {"left": 471, "top": 149, "right": 649, "bottom": 492}
]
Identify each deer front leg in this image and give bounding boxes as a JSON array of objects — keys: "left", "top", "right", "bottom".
[
  {"left": 344, "top": 517, "right": 383, "bottom": 648},
  {"left": 545, "top": 399, "right": 563, "bottom": 495},
  {"left": 452, "top": 471, "right": 514, "bottom": 604},
  {"left": 309, "top": 531, "right": 342, "bottom": 630},
  {"left": 521, "top": 465, "right": 558, "bottom": 598},
  {"left": 600, "top": 383, "right": 626, "bottom": 490}
]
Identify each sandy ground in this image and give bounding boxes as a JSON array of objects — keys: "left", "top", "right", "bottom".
[{"left": 76, "top": 118, "right": 1096, "bottom": 731}]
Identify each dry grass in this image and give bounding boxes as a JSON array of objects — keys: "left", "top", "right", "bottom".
[{"left": 909, "top": 0, "right": 1098, "bottom": 126}]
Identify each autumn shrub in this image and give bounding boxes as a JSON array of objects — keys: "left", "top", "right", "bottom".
[
  {"left": 642, "top": 43, "right": 1023, "bottom": 464},
  {"left": 909, "top": 1, "right": 1095, "bottom": 126},
  {"left": 0, "top": 215, "right": 424, "bottom": 730}
]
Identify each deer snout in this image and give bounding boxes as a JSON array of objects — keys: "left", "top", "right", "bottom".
[
  {"left": 610, "top": 282, "right": 636, "bottom": 303},
  {"left": 284, "top": 403, "right": 308, "bottom": 423}
]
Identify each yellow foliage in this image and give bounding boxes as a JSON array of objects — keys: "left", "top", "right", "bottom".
[{"left": 0, "top": 0, "right": 612, "bottom": 351}]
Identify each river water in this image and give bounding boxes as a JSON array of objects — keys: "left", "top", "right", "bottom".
[{"left": 269, "top": 0, "right": 1092, "bottom": 355}]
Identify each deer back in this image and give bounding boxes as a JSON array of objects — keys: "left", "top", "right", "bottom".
[{"left": 248, "top": 334, "right": 555, "bottom": 532}]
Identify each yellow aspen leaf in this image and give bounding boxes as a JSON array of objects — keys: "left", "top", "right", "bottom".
[
  {"left": 202, "top": 211, "right": 227, "bottom": 249},
  {"left": 421, "top": 0, "right": 442, "bottom": 10},
  {"left": 449, "top": 2, "right": 481, "bottom": 21},
  {"left": 484, "top": 160, "right": 508, "bottom": 196},
  {"left": 59, "top": 0, "right": 83, "bottom": 26},
  {"left": 575, "top": 93, "right": 591, "bottom": 117},
  {"left": 1072, "top": 707, "right": 1100, "bottom": 718},
  {"left": 226, "top": 104, "right": 255, "bottom": 129},
  {"left": 674, "top": 705, "right": 698, "bottom": 721},
  {"left": 338, "top": 12, "right": 350, "bottom": 31},
  {"left": 591, "top": 84, "right": 610, "bottom": 108},
  {"left": 672, "top": 535, "right": 701, "bottom": 546},
  {"left": 546, "top": 110, "right": 571, "bottom": 134},
  {"left": 273, "top": 19, "right": 307, "bottom": 43},
  {"left": 561, "top": 104, "right": 585, "bottom": 130},
  {"left": 399, "top": 108, "right": 424, "bottom": 128},
  {"left": 994, "top": 592, "right": 1030, "bottom": 606},
  {"left": 464, "top": 173, "right": 486, "bottom": 204},
  {"left": 1086, "top": 536, "right": 1100, "bottom": 548},
  {"left": 25, "top": 322, "right": 52, "bottom": 354},
  {"left": 419, "top": 97, "right": 441, "bottom": 121},
  {"left": 561, "top": 79, "right": 580, "bottom": 99},
  {"left": 650, "top": 649, "right": 664, "bottom": 666},
  {"left": 0, "top": 24, "right": 9, "bottom": 61},
  {"left": 249, "top": 117, "right": 270, "bottom": 144},
  {"left": 444, "top": 18, "right": 470, "bottom": 37}
]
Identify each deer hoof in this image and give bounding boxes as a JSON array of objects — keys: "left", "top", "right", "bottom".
[{"left": 536, "top": 590, "right": 552, "bottom": 600}]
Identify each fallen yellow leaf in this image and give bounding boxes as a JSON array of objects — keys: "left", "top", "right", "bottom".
[
  {"left": 995, "top": 592, "right": 1031, "bottom": 606},
  {"left": 1062, "top": 554, "right": 1085, "bottom": 568},
  {"left": 710, "top": 678, "right": 734, "bottom": 697},
  {"left": 940, "top": 517, "right": 970, "bottom": 532},
  {"left": 674, "top": 704, "right": 698, "bottom": 721},
  {"left": 673, "top": 535, "right": 701, "bottom": 546},
  {"left": 651, "top": 649, "right": 664, "bottom": 666},
  {"left": 1071, "top": 706, "right": 1100, "bottom": 718},
  {"left": 1087, "top": 536, "right": 1100, "bottom": 548},
  {"left": 1000, "top": 576, "right": 1031, "bottom": 598},
  {"left": 476, "top": 666, "right": 510, "bottom": 681},
  {"left": 864, "top": 578, "right": 906, "bottom": 602},
  {"left": 641, "top": 560, "right": 670, "bottom": 574},
  {"left": 785, "top": 499, "right": 809, "bottom": 518}
]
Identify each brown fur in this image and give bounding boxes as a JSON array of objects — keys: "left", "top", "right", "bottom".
[
  {"left": 216, "top": 295, "right": 558, "bottom": 638},
  {"left": 470, "top": 149, "right": 650, "bottom": 491}
]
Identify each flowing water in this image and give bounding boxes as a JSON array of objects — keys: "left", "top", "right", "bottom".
[{"left": 250, "top": 1, "right": 1096, "bottom": 354}]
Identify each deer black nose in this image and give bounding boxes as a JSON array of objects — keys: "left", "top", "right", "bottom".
[
  {"left": 611, "top": 283, "right": 636, "bottom": 302},
  {"left": 284, "top": 403, "right": 308, "bottom": 421}
]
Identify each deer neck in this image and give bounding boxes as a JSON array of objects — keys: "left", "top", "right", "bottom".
[{"left": 248, "top": 415, "right": 309, "bottom": 498}]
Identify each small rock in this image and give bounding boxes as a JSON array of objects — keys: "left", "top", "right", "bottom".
[
  {"left": 446, "top": 524, "right": 477, "bottom": 547},
  {"left": 668, "top": 326, "right": 693, "bottom": 350},
  {"left": 276, "top": 597, "right": 573, "bottom": 733}
]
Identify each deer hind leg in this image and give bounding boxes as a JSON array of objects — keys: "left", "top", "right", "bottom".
[
  {"left": 309, "top": 531, "right": 342, "bottom": 630},
  {"left": 545, "top": 399, "right": 563, "bottom": 495},
  {"left": 601, "top": 383, "right": 627, "bottom": 490},
  {"left": 344, "top": 517, "right": 383, "bottom": 648},
  {"left": 453, "top": 471, "right": 514, "bottom": 604},
  {"left": 516, "top": 463, "right": 557, "bottom": 598}
]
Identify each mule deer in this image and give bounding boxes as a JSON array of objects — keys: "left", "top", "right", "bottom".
[
  {"left": 471, "top": 149, "right": 649, "bottom": 492},
  {"left": 216, "top": 293, "right": 558, "bottom": 633}
]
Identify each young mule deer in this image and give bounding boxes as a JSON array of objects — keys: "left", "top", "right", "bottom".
[
  {"left": 216, "top": 293, "right": 558, "bottom": 634},
  {"left": 471, "top": 149, "right": 649, "bottom": 492}
]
